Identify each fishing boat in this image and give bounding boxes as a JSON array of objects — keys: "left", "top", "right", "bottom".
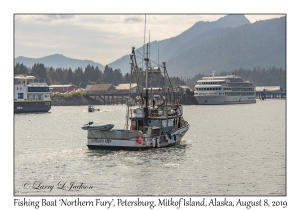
[{"left": 81, "top": 45, "right": 189, "bottom": 150}]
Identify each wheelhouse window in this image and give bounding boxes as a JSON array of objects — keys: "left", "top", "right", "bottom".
[
  {"left": 28, "top": 87, "right": 50, "bottom": 92},
  {"left": 18, "top": 93, "right": 23, "bottom": 99}
]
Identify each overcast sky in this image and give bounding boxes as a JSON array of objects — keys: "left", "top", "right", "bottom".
[{"left": 14, "top": 14, "right": 284, "bottom": 66}]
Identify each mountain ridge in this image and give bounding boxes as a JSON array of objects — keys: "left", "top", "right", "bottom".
[
  {"left": 15, "top": 15, "right": 285, "bottom": 78},
  {"left": 107, "top": 14, "right": 251, "bottom": 72},
  {"left": 15, "top": 54, "right": 104, "bottom": 70},
  {"left": 165, "top": 16, "right": 286, "bottom": 77}
]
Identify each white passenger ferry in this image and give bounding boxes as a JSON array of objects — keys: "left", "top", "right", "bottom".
[
  {"left": 194, "top": 72, "right": 256, "bottom": 105},
  {"left": 14, "top": 74, "right": 51, "bottom": 113}
]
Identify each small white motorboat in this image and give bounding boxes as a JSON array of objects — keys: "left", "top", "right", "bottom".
[{"left": 82, "top": 122, "right": 114, "bottom": 131}]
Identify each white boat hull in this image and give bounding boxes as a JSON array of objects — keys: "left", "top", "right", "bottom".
[
  {"left": 86, "top": 125, "right": 189, "bottom": 150},
  {"left": 194, "top": 95, "right": 256, "bottom": 105}
]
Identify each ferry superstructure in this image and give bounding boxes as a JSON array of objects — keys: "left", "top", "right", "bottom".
[
  {"left": 14, "top": 74, "right": 51, "bottom": 113},
  {"left": 194, "top": 72, "right": 256, "bottom": 105}
]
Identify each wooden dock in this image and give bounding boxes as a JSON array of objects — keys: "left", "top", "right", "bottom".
[{"left": 85, "top": 89, "right": 194, "bottom": 105}]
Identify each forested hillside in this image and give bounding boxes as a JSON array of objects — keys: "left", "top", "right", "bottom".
[
  {"left": 14, "top": 15, "right": 286, "bottom": 89},
  {"left": 187, "top": 67, "right": 286, "bottom": 90},
  {"left": 15, "top": 63, "right": 286, "bottom": 90},
  {"left": 167, "top": 17, "right": 286, "bottom": 77}
]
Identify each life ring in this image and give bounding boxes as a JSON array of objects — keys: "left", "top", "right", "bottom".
[{"left": 130, "top": 125, "right": 135, "bottom": 130}]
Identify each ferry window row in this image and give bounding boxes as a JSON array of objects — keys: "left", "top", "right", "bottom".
[
  {"left": 196, "top": 87, "right": 221, "bottom": 91},
  {"left": 225, "top": 92, "right": 255, "bottom": 96},
  {"left": 204, "top": 82, "right": 218, "bottom": 84},
  {"left": 195, "top": 93, "right": 225, "bottom": 95},
  {"left": 28, "top": 87, "right": 50, "bottom": 92},
  {"left": 200, "top": 82, "right": 223, "bottom": 85}
]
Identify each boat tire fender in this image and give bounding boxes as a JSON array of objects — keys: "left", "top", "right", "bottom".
[{"left": 152, "top": 138, "right": 156, "bottom": 147}]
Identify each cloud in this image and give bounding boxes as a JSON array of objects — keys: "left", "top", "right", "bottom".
[
  {"left": 123, "top": 16, "right": 144, "bottom": 23},
  {"left": 14, "top": 14, "right": 285, "bottom": 65},
  {"left": 15, "top": 14, "right": 76, "bottom": 22}
]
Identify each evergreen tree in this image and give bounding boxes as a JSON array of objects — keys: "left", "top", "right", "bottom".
[
  {"left": 103, "top": 65, "right": 114, "bottom": 83},
  {"left": 14, "top": 63, "right": 29, "bottom": 75},
  {"left": 67, "top": 68, "right": 73, "bottom": 83},
  {"left": 113, "top": 69, "right": 123, "bottom": 85},
  {"left": 30, "top": 63, "right": 50, "bottom": 84}
]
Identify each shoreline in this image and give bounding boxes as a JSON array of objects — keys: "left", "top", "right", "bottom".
[
  {"left": 50, "top": 94, "right": 199, "bottom": 106},
  {"left": 51, "top": 95, "right": 103, "bottom": 106}
]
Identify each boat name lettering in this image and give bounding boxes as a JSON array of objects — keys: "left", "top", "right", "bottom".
[
  {"left": 91, "top": 139, "right": 112, "bottom": 143},
  {"left": 17, "top": 106, "right": 23, "bottom": 109}
]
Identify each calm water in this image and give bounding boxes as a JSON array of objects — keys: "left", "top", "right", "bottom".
[{"left": 14, "top": 99, "right": 286, "bottom": 196}]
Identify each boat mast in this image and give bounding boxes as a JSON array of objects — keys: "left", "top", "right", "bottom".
[
  {"left": 145, "top": 43, "right": 149, "bottom": 89},
  {"left": 142, "top": 14, "right": 148, "bottom": 89},
  {"left": 163, "top": 62, "right": 168, "bottom": 130},
  {"left": 144, "top": 42, "right": 149, "bottom": 120},
  {"left": 149, "top": 30, "right": 150, "bottom": 68},
  {"left": 125, "top": 60, "right": 132, "bottom": 130},
  {"left": 158, "top": 41, "right": 159, "bottom": 69}
]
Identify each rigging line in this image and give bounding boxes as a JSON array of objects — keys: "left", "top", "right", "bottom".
[
  {"left": 135, "top": 49, "right": 144, "bottom": 57},
  {"left": 130, "top": 51, "right": 143, "bottom": 106},
  {"left": 163, "top": 67, "right": 180, "bottom": 106},
  {"left": 144, "top": 58, "right": 164, "bottom": 68},
  {"left": 135, "top": 55, "right": 144, "bottom": 60},
  {"left": 136, "top": 49, "right": 165, "bottom": 70},
  {"left": 137, "top": 61, "right": 144, "bottom": 66}
]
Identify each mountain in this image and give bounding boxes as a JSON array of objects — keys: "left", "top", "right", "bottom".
[
  {"left": 108, "top": 15, "right": 285, "bottom": 78},
  {"left": 166, "top": 16, "right": 286, "bottom": 77},
  {"left": 107, "top": 14, "right": 251, "bottom": 73},
  {"left": 15, "top": 15, "right": 285, "bottom": 79},
  {"left": 160, "top": 14, "right": 251, "bottom": 61},
  {"left": 170, "top": 27, "right": 234, "bottom": 58},
  {"left": 14, "top": 54, "right": 104, "bottom": 70}
]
